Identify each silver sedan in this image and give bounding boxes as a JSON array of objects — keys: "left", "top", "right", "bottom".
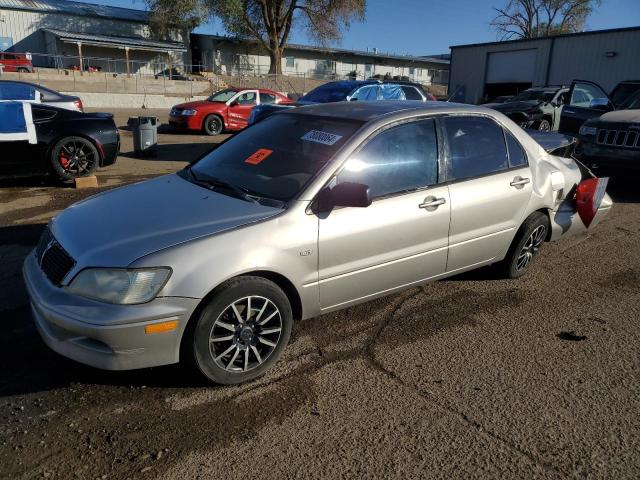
[{"left": 23, "top": 101, "right": 612, "bottom": 384}]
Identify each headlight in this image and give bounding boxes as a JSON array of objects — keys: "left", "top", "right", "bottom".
[
  {"left": 181, "top": 109, "right": 197, "bottom": 116},
  {"left": 67, "top": 268, "right": 171, "bottom": 304},
  {"left": 579, "top": 125, "right": 597, "bottom": 136}
]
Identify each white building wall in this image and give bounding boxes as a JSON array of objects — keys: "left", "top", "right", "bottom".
[
  {"left": 193, "top": 35, "right": 449, "bottom": 84},
  {"left": 0, "top": 7, "right": 189, "bottom": 71}
]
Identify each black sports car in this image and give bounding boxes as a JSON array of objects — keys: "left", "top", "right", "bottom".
[{"left": 1, "top": 103, "right": 119, "bottom": 181}]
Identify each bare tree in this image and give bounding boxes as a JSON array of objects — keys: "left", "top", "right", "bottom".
[
  {"left": 490, "top": 0, "right": 602, "bottom": 40},
  {"left": 147, "top": 0, "right": 366, "bottom": 74}
]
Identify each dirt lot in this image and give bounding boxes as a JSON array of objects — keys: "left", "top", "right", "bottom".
[{"left": 1, "top": 109, "right": 639, "bottom": 479}]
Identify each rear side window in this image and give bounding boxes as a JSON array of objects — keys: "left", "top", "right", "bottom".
[
  {"left": 32, "top": 107, "right": 57, "bottom": 122},
  {"left": 442, "top": 116, "right": 508, "bottom": 181},
  {"left": 505, "top": 131, "right": 528, "bottom": 168},
  {"left": 401, "top": 86, "right": 423, "bottom": 100},
  {"left": 337, "top": 119, "right": 438, "bottom": 198},
  {"left": 260, "top": 92, "right": 277, "bottom": 104}
]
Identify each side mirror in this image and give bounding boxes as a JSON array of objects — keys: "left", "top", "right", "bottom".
[
  {"left": 229, "top": 100, "right": 239, "bottom": 107},
  {"left": 589, "top": 98, "right": 612, "bottom": 111},
  {"left": 317, "top": 182, "right": 372, "bottom": 211}
]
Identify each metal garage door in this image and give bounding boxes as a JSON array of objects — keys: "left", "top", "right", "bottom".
[{"left": 486, "top": 49, "right": 537, "bottom": 83}]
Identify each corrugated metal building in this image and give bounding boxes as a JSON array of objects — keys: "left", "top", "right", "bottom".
[
  {"left": 0, "top": 0, "right": 189, "bottom": 74},
  {"left": 191, "top": 34, "right": 450, "bottom": 85},
  {"left": 448, "top": 26, "right": 640, "bottom": 104}
]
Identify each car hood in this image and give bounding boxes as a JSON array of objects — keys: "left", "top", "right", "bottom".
[
  {"left": 173, "top": 100, "right": 221, "bottom": 110},
  {"left": 489, "top": 100, "right": 541, "bottom": 112},
  {"left": 596, "top": 109, "right": 640, "bottom": 124},
  {"left": 50, "top": 174, "right": 282, "bottom": 268}
]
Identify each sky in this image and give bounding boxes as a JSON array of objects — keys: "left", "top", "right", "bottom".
[{"left": 80, "top": 0, "right": 640, "bottom": 56}]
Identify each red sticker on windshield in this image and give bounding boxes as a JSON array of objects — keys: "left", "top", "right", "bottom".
[{"left": 245, "top": 148, "right": 273, "bottom": 165}]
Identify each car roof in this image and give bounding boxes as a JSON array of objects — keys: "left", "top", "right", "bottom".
[{"left": 285, "top": 100, "right": 485, "bottom": 122}]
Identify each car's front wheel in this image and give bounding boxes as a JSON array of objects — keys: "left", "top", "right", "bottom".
[
  {"left": 187, "top": 276, "right": 293, "bottom": 385},
  {"left": 500, "top": 212, "right": 549, "bottom": 279},
  {"left": 50, "top": 136, "right": 99, "bottom": 181},
  {"left": 537, "top": 118, "right": 552, "bottom": 131},
  {"left": 203, "top": 114, "right": 223, "bottom": 136}
]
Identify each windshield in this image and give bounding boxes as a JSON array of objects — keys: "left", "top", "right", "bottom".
[
  {"left": 512, "top": 90, "right": 555, "bottom": 103},
  {"left": 619, "top": 90, "right": 640, "bottom": 110},
  {"left": 208, "top": 88, "right": 238, "bottom": 103},
  {"left": 611, "top": 83, "right": 640, "bottom": 108},
  {"left": 299, "top": 83, "right": 359, "bottom": 103},
  {"left": 190, "top": 114, "right": 363, "bottom": 201}
]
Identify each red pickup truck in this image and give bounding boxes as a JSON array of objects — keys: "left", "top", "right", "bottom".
[
  {"left": 169, "top": 87, "right": 294, "bottom": 135},
  {"left": 0, "top": 52, "right": 33, "bottom": 73}
]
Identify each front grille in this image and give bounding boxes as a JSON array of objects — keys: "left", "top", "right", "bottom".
[
  {"left": 36, "top": 228, "right": 76, "bottom": 286},
  {"left": 596, "top": 128, "right": 640, "bottom": 149}
]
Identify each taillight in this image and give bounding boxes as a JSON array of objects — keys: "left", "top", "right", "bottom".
[
  {"left": 74, "top": 99, "right": 84, "bottom": 112},
  {"left": 576, "top": 177, "right": 609, "bottom": 228}
]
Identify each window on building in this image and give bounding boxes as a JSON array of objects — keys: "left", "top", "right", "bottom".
[
  {"left": 442, "top": 116, "right": 509, "bottom": 181},
  {"left": 337, "top": 119, "right": 439, "bottom": 199},
  {"left": 285, "top": 56, "right": 295, "bottom": 68},
  {"left": 409, "top": 67, "right": 415, "bottom": 75}
]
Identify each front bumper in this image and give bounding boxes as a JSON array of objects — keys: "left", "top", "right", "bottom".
[
  {"left": 169, "top": 115, "right": 200, "bottom": 131},
  {"left": 23, "top": 252, "right": 199, "bottom": 370},
  {"left": 576, "top": 139, "right": 640, "bottom": 170}
]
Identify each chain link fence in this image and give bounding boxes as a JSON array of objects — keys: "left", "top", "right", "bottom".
[{"left": 0, "top": 52, "right": 447, "bottom": 98}]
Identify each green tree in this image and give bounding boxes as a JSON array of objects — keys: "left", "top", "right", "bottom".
[
  {"left": 490, "top": 0, "right": 602, "bottom": 40},
  {"left": 146, "top": 0, "right": 366, "bottom": 74}
]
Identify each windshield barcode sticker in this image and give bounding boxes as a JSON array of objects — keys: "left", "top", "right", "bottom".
[{"left": 301, "top": 130, "right": 343, "bottom": 145}]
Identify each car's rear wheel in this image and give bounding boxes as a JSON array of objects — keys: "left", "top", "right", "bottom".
[
  {"left": 187, "top": 276, "right": 293, "bottom": 385},
  {"left": 500, "top": 212, "right": 549, "bottom": 279},
  {"left": 50, "top": 136, "right": 99, "bottom": 181},
  {"left": 203, "top": 114, "right": 223, "bottom": 136},
  {"left": 17, "top": 67, "right": 30, "bottom": 73}
]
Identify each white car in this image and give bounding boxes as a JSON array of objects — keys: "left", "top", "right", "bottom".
[{"left": 0, "top": 80, "right": 83, "bottom": 111}]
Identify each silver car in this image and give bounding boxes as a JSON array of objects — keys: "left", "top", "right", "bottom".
[{"left": 23, "top": 102, "right": 612, "bottom": 384}]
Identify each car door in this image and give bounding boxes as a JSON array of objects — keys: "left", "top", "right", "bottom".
[
  {"left": 317, "top": 118, "right": 450, "bottom": 310},
  {"left": 227, "top": 90, "right": 258, "bottom": 129},
  {"left": 441, "top": 115, "right": 533, "bottom": 272},
  {"left": 0, "top": 103, "right": 48, "bottom": 176},
  {"left": 558, "top": 80, "right": 612, "bottom": 134}
]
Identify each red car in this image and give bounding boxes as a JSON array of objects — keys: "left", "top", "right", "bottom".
[
  {"left": 169, "top": 88, "right": 294, "bottom": 135},
  {"left": 0, "top": 52, "right": 33, "bottom": 73}
]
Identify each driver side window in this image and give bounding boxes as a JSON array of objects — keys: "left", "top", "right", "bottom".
[
  {"left": 336, "top": 119, "right": 439, "bottom": 199},
  {"left": 236, "top": 92, "right": 257, "bottom": 105}
]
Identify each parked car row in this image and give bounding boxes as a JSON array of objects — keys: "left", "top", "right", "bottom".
[{"left": 0, "top": 80, "right": 116, "bottom": 182}]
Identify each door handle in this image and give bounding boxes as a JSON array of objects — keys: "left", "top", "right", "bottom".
[
  {"left": 563, "top": 109, "right": 576, "bottom": 114},
  {"left": 419, "top": 196, "right": 446, "bottom": 211},
  {"left": 510, "top": 176, "right": 531, "bottom": 188}
]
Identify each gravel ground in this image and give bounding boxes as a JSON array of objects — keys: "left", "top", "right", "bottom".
[{"left": 1, "top": 109, "right": 639, "bottom": 479}]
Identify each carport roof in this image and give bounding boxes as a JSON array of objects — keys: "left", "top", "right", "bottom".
[{"left": 43, "top": 29, "right": 187, "bottom": 53}]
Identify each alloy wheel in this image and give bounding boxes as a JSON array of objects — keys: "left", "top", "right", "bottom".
[
  {"left": 516, "top": 225, "right": 546, "bottom": 271},
  {"left": 208, "top": 296, "right": 282, "bottom": 372},
  {"left": 57, "top": 139, "right": 97, "bottom": 176}
]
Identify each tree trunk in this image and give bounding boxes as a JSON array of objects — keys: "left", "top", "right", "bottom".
[{"left": 268, "top": 47, "right": 282, "bottom": 74}]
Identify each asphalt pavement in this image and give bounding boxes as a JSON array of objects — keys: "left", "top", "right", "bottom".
[{"left": 0, "top": 110, "right": 639, "bottom": 479}]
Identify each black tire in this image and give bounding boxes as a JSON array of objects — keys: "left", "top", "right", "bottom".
[
  {"left": 203, "top": 114, "right": 223, "bottom": 136},
  {"left": 500, "top": 212, "right": 550, "bottom": 279},
  {"left": 17, "top": 67, "right": 30, "bottom": 73},
  {"left": 186, "top": 276, "right": 293, "bottom": 385},
  {"left": 538, "top": 118, "right": 552, "bottom": 131},
  {"left": 50, "top": 136, "right": 99, "bottom": 181}
]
